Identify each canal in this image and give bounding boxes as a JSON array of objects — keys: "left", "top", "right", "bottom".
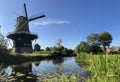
[{"left": 1, "top": 57, "right": 88, "bottom": 82}]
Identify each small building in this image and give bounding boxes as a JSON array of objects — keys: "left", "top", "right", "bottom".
[{"left": 110, "top": 46, "right": 120, "bottom": 51}]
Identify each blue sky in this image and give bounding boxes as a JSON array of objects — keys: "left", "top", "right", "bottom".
[{"left": 0, "top": 0, "right": 120, "bottom": 49}]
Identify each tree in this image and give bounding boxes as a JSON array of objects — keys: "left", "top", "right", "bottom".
[
  {"left": 87, "top": 33, "right": 100, "bottom": 45},
  {"left": 67, "top": 49, "right": 74, "bottom": 54},
  {"left": 45, "top": 47, "right": 50, "bottom": 51},
  {"left": 89, "top": 44, "right": 103, "bottom": 54},
  {"left": 50, "top": 46, "right": 58, "bottom": 51},
  {"left": 34, "top": 43, "right": 41, "bottom": 51},
  {"left": 58, "top": 46, "right": 64, "bottom": 51},
  {"left": 87, "top": 33, "right": 103, "bottom": 54},
  {"left": 0, "top": 33, "right": 7, "bottom": 49},
  {"left": 98, "top": 32, "right": 112, "bottom": 52},
  {"left": 76, "top": 41, "right": 90, "bottom": 53},
  {"left": 62, "top": 48, "right": 68, "bottom": 54}
]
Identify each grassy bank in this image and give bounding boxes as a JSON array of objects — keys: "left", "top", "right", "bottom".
[
  {"left": 0, "top": 51, "right": 76, "bottom": 65},
  {"left": 76, "top": 53, "right": 120, "bottom": 82}
]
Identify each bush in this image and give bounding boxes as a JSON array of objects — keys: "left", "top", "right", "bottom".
[
  {"left": 110, "top": 51, "right": 120, "bottom": 54},
  {"left": 49, "top": 51, "right": 61, "bottom": 56},
  {"left": 34, "top": 43, "right": 41, "bottom": 51},
  {"left": 89, "top": 45, "right": 103, "bottom": 54},
  {"left": 66, "top": 49, "right": 74, "bottom": 54}
]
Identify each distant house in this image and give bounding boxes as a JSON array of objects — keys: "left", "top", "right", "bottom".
[{"left": 110, "top": 46, "right": 120, "bottom": 51}]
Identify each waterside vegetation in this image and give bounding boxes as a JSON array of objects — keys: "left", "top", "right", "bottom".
[
  {"left": 44, "top": 53, "right": 120, "bottom": 82},
  {"left": 0, "top": 51, "right": 75, "bottom": 65},
  {"left": 76, "top": 53, "right": 120, "bottom": 82}
]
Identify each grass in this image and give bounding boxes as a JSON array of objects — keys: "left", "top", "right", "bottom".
[
  {"left": 0, "top": 64, "right": 2, "bottom": 78},
  {"left": 76, "top": 53, "right": 120, "bottom": 82},
  {"left": 45, "top": 74, "right": 77, "bottom": 82},
  {"left": 0, "top": 52, "right": 48, "bottom": 65},
  {"left": 0, "top": 51, "right": 76, "bottom": 65},
  {"left": 21, "top": 51, "right": 50, "bottom": 57}
]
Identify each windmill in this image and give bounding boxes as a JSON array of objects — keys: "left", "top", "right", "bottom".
[
  {"left": 7, "top": 3, "right": 45, "bottom": 53},
  {"left": 56, "top": 39, "right": 62, "bottom": 47}
]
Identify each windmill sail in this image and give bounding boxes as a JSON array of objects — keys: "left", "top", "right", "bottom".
[
  {"left": 24, "top": 3, "right": 28, "bottom": 19},
  {"left": 29, "top": 15, "right": 45, "bottom": 21}
]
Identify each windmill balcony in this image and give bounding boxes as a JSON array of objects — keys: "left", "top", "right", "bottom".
[{"left": 7, "top": 31, "right": 38, "bottom": 40}]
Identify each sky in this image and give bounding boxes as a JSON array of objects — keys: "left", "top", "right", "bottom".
[{"left": 0, "top": 0, "right": 120, "bottom": 49}]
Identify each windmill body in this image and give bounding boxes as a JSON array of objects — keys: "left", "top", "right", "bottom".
[{"left": 7, "top": 3, "right": 45, "bottom": 53}]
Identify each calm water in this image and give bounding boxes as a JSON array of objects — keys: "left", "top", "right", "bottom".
[{"left": 1, "top": 57, "right": 88, "bottom": 82}]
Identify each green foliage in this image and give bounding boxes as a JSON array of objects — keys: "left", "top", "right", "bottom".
[
  {"left": 89, "top": 44, "right": 103, "bottom": 54},
  {"left": 62, "top": 48, "right": 68, "bottom": 54},
  {"left": 76, "top": 54, "right": 120, "bottom": 82},
  {"left": 45, "top": 46, "right": 74, "bottom": 55},
  {"left": 45, "top": 47, "right": 50, "bottom": 51},
  {"left": 86, "top": 33, "right": 103, "bottom": 54},
  {"left": 46, "top": 74, "right": 77, "bottom": 82},
  {"left": 75, "top": 41, "right": 90, "bottom": 53},
  {"left": 98, "top": 32, "right": 112, "bottom": 51},
  {"left": 87, "top": 33, "right": 100, "bottom": 45},
  {"left": 69, "top": 74, "right": 77, "bottom": 82},
  {"left": 76, "top": 32, "right": 113, "bottom": 54},
  {"left": 75, "top": 41, "right": 103, "bottom": 54},
  {"left": 34, "top": 43, "right": 41, "bottom": 51},
  {"left": 22, "top": 52, "right": 49, "bottom": 57},
  {"left": 50, "top": 46, "right": 59, "bottom": 51},
  {"left": 49, "top": 51, "right": 61, "bottom": 56},
  {"left": 0, "top": 64, "right": 3, "bottom": 78},
  {"left": 110, "top": 51, "right": 120, "bottom": 54},
  {"left": 66, "top": 49, "right": 74, "bottom": 54},
  {"left": 59, "top": 74, "right": 69, "bottom": 82}
]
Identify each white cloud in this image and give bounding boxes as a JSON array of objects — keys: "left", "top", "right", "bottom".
[{"left": 31, "top": 19, "right": 70, "bottom": 26}]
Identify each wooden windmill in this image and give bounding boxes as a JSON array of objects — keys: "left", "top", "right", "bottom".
[{"left": 7, "top": 3, "right": 45, "bottom": 53}]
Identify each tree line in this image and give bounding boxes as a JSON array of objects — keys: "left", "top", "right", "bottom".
[
  {"left": 0, "top": 32, "right": 113, "bottom": 55},
  {"left": 33, "top": 40, "right": 74, "bottom": 55},
  {"left": 75, "top": 32, "right": 112, "bottom": 54}
]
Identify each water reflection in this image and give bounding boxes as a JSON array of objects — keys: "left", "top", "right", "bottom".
[
  {"left": 2, "top": 66, "right": 12, "bottom": 77},
  {"left": 1, "top": 57, "right": 89, "bottom": 82},
  {"left": 53, "top": 57, "right": 64, "bottom": 64},
  {"left": 32, "top": 63, "right": 40, "bottom": 75},
  {"left": 31, "top": 57, "right": 82, "bottom": 81}
]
